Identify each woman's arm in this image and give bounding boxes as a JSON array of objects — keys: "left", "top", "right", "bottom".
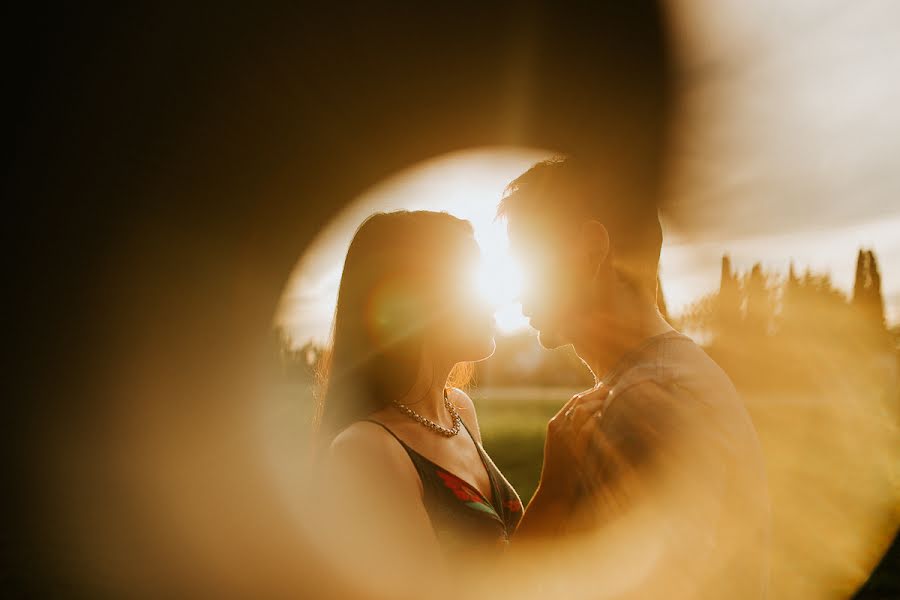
[
  {"left": 322, "top": 422, "right": 445, "bottom": 587},
  {"left": 513, "top": 387, "right": 609, "bottom": 538}
]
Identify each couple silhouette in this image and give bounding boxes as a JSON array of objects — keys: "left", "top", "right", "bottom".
[{"left": 312, "top": 157, "right": 770, "bottom": 599}]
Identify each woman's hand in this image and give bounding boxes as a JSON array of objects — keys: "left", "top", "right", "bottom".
[
  {"left": 537, "top": 384, "right": 611, "bottom": 501},
  {"left": 515, "top": 384, "right": 610, "bottom": 538}
]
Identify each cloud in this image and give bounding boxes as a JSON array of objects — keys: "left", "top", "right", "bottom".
[{"left": 668, "top": 0, "right": 900, "bottom": 239}]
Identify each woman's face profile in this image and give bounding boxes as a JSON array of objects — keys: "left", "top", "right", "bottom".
[{"left": 428, "top": 235, "right": 497, "bottom": 365}]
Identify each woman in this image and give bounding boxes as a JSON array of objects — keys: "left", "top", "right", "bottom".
[{"left": 315, "top": 210, "right": 522, "bottom": 564}]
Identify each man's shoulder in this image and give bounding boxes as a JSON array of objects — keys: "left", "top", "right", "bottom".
[
  {"left": 602, "top": 332, "right": 745, "bottom": 433},
  {"left": 605, "top": 333, "right": 764, "bottom": 465},
  {"left": 618, "top": 333, "right": 738, "bottom": 400}
]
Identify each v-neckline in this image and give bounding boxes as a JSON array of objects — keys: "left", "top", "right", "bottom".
[
  {"left": 426, "top": 452, "right": 501, "bottom": 520},
  {"left": 461, "top": 420, "right": 499, "bottom": 509},
  {"left": 369, "top": 418, "right": 499, "bottom": 513}
]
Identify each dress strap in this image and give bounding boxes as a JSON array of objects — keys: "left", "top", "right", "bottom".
[
  {"left": 457, "top": 414, "right": 474, "bottom": 440},
  {"left": 360, "top": 419, "right": 414, "bottom": 450},
  {"left": 359, "top": 419, "right": 434, "bottom": 491}
]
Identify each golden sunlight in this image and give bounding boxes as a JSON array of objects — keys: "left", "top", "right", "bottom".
[
  {"left": 473, "top": 224, "right": 527, "bottom": 332},
  {"left": 276, "top": 147, "right": 550, "bottom": 345}
]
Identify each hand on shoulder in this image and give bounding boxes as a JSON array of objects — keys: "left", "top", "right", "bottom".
[{"left": 536, "top": 385, "right": 612, "bottom": 498}]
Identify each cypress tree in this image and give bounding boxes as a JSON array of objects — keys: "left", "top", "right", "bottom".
[
  {"left": 865, "top": 250, "right": 886, "bottom": 327},
  {"left": 716, "top": 254, "right": 741, "bottom": 337},
  {"left": 852, "top": 248, "right": 868, "bottom": 308}
]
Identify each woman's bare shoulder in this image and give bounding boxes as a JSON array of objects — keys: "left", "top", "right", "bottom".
[
  {"left": 327, "top": 421, "right": 427, "bottom": 517},
  {"left": 446, "top": 387, "right": 482, "bottom": 443},
  {"left": 331, "top": 421, "right": 402, "bottom": 460},
  {"left": 329, "top": 421, "right": 418, "bottom": 487}
]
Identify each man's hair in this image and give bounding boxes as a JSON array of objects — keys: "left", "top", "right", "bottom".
[{"left": 497, "top": 156, "right": 663, "bottom": 297}]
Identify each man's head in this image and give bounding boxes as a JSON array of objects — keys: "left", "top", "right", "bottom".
[{"left": 498, "top": 157, "right": 663, "bottom": 349}]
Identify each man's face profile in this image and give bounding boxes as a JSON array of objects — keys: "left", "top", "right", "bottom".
[{"left": 508, "top": 218, "right": 585, "bottom": 350}]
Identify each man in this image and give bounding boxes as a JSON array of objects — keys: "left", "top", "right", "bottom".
[{"left": 504, "top": 157, "right": 770, "bottom": 599}]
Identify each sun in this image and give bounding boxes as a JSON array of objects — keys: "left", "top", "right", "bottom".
[
  {"left": 276, "top": 147, "right": 551, "bottom": 344},
  {"left": 472, "top": 219, "right": 528, "bottom": 333}
]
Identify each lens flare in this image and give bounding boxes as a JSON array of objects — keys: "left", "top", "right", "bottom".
[{"left": 473, "top": 226, "right": 529, "bottom": 334}]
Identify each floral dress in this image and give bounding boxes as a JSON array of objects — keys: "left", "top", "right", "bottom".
[{"left": 362, "top": 419, "right": 523, "bottom": 556}]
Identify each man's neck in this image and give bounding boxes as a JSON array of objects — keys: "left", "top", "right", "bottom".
[{"left": 574, "top": 300, "right": 673, "bottom": 384}]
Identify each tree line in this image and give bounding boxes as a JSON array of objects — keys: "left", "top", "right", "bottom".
[{"left": 274, "top": 248, "right": 896, "bottom": 390}]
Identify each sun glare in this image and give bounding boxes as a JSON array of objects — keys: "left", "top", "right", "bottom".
[
  {"left": 473, "top": 223, "right": 527, "bottom": 333},
  {"left": 277, "top": 147, "right": 549, "bottom": 344}
]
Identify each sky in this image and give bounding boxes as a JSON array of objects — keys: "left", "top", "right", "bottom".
[
  {"left": 275, "top": 148, "right": 899, "bottom": 345},
  {"left": 665, "top": 0, "right": 900, "bottom": 254},
  {"left": 276, "top": 1, "right": 900, "bottom": 345}
]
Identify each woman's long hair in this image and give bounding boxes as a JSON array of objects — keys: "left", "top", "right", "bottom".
[{"left": 314, "top": 211, "right": 475, "bottom": 449}]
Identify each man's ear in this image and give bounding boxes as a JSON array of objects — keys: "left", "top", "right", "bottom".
[{"left": 580, "top": 220, "right": 610, "bottom": 270}]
